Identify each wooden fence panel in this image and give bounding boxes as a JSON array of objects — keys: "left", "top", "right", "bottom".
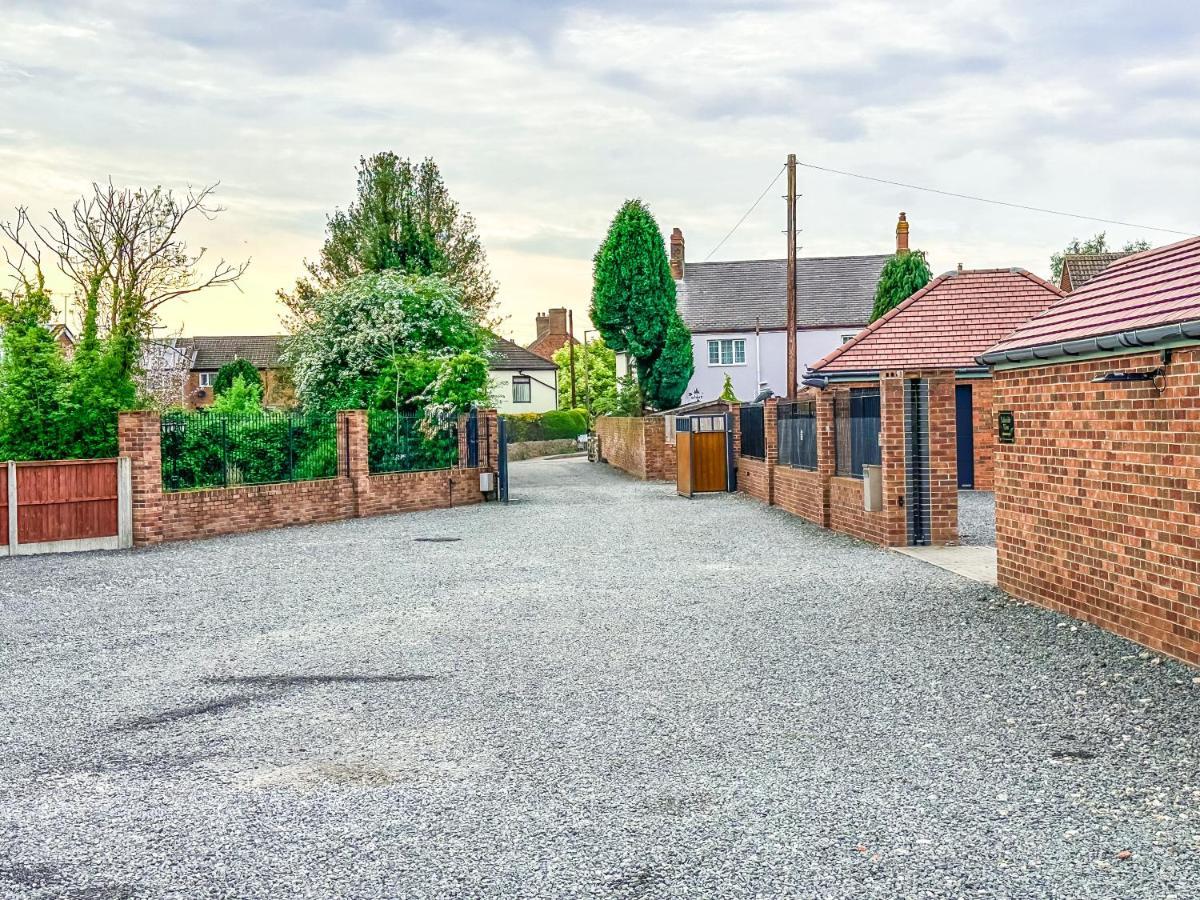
[
  {"left": 0, "top": 467, "right": 7, "bottom": 546},
  {"left": 15, "top": 459, "right": 119, "bottom": 545}
]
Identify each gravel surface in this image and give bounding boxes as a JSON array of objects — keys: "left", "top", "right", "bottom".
[
  {"left": 2, "top": 457, "right": 1197, "bottom": 898},
  {"left": 959, "top": 490, "right": 997, "bottom": 546}
]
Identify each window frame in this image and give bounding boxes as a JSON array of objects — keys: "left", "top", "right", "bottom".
[
  {"left": 705, "top": 338, "right": 747, "bottom": 367},
  {"left": 511, "top": 375, "right": 532, "bottom": 404},
  {"left": 198, "top": 371, "right": 217, "bottom": 387}
]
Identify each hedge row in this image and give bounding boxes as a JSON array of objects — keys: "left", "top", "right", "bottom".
[{"left": 502, "top": 409, "right": 588, "bottom": 444}]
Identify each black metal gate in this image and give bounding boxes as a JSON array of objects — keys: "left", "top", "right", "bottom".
[
  {"left": 905, "top": 379, "right": 930, "bottom": 545},
  {"left": 497, "top": 416, "right": 509, "bottom": 502}
]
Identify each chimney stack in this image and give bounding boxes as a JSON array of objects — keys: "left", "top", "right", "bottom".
[
  {"left": 895, "top": 212, "right": 909, "bottom": 256},
  {"left": 535, "top": 312, "right": 550, "bottom": 340},
  {"left": 670, "top": 227, "right": 685, "bottom": 280}
]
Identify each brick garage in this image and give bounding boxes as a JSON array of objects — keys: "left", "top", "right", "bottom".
[
  {"left": 981, "top": 237, "right": 1200, "bottom": 666},
  {"left": 119, "top": 409, "right": 499, "bottom": 546},
  {"left": 594, "top": 416, "right": 676, "bottom": 481}
]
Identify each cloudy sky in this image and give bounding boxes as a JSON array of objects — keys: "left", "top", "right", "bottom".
[{"left": 2, "top": 1, "right": 1198, "bottom": 343}]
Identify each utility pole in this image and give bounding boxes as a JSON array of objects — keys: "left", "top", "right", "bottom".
[
  {"left": 785, "top": 152, "right": 798, "bottom": 400},
  {"left": 568, "top": 309, "right": 577, "bottom": 408}
]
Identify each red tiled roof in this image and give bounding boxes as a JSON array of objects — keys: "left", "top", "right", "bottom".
[
  {"left": 988, "top": 236, "right": 1200, "bottom": 356},
  {"left": 526, "top": 332, "right": 578, "bottom": 361},
  {"left": 811, "top": 269, "right": 1065, "bottom": 373}
]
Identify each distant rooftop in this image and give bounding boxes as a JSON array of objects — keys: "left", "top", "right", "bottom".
[
  {"left": 1060, "top": 252, "right": 1135, "bottom": 292},
  {"left": 677, "top": 254, "right": 891, "bottom": 332},
  {"left": 179, "top": 335, "right": 287, "bottom": 370},
  {"left": 811, "top": 269, "right": 1064, "bottom": 374},
  {"left": 489, "top": 335, "right": 558, "bottom": 371}
]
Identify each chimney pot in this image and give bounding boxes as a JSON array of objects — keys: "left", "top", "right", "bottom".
[
  {"left": 670, "top": 227, "right": 685, "bottom": 279},
  {"left": 535, "top": 312, "right": 550, "bottom": 340},
  {"left": 957, "top": 262, "right": 963, "bottom": 273},
  {"left": 895, "top": 212, "right": 910, "bottom": 256}
]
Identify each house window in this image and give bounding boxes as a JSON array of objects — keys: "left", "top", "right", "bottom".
[
  {"left": 198, "top": 372, "right": 216, "bottom": 387},
  {"left": 706, "top": 339, "right": 745, "bottom": 366},
  {"left": 512, "top": 375, "right": 531, "bottom": 403},
  {"left": 841, "top": 333, "right": 858, "bottom": 344}
]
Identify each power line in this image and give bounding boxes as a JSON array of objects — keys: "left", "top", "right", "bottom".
[
  {"left": 795, "top": 160, "right": 1195, "bottom": 237},
  {"left": 704, "top": 165, "right": 786, "bottom": 261}
]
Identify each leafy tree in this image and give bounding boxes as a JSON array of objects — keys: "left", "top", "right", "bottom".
[
  {"left": 1050, "top": 232, "right": 1152, "bottom": 282},
  {"left": 210, "top": 374, "right": 264, "bottom": 414},
  {"left": 611, "top": 375, "right": 643, "bottom": 417},
  {"left": 590, "top": 199, "right": 694, "bottom": 410},
  {"left": 283, "top": 153, "right": 497, "bottom": 324},
  {"left": 59, "top": 276, "right": 138, "bottom": 458},
  {"left": 213, "top": 359, "right": 262, "bottom": 397},
  {"left": 0, "top": 268, "right": 69, "bottom": 459},
  {"left": 718, "top": 373, "right": 739, "bottom": 403},
  {"left": 553, "top": 336, "right": 617, "bottom": 414},
  {"left": 284, "top": 271, "right": 488, "bottom": 415},
  {"left": 870, "top": 251, "right": 932, "bottom": 322}
]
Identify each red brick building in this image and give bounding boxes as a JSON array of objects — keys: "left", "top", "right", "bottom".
[
  {"left": 980, "top": 237, "right": 1200, "bottom": 666},
  {"left": 526, "top": 308, "right": 578, "bottom": 361},
  {"left": 800, "top": 268, "right": 1064, "bottom": 545}
]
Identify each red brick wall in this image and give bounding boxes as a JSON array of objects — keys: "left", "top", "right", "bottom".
[
  {"left": 184, "top": 368, "right": 295, "bottom": 409},
  {"left": 594, "top": 417, "right": 674, "bottom": 481},
  {"left": 119, "top": 409, "right": 499, "bottom": 546},
  {"left": 993, "top": 349, "right": 1200, "bottom": 667},
  {"left": 926, "top": 373, "right": 960, "bottom": 545},
  {"left": 773, "top": 465, "right": 825, "bottom": 525}
]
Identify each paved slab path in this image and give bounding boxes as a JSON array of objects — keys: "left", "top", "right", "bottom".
[{"left": 1, "top": 457, "right": 1197, "bottom": 898}]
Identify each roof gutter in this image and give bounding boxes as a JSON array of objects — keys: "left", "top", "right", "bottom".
[{"left": 977, "top": 319, "right": 1200, "bottom": 367}]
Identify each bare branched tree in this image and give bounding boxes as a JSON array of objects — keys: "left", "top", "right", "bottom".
[
  {"left": 0, "top": 208, "right": 46, "bottom": 305},
  {"left": 136, "top": 330, "right": 194, "bottom": 408},
  {"left": 32, "top": 181, "right": 249, "bottom": 336}
]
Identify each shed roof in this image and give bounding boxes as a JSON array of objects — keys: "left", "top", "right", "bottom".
[
  {"left": 810, "top": 269, "right": 1064, "bottom": 374},
  {"left": 677, "top": 254, "right": 890, "bottom": 332},
  {"left": 488, "top": 335, "right": 558, "bottom": 371},
  {"left": 179, "top": 335, "right": 287, "bottom": 370},
  {"left": 986, "top": 236, "right": 1200, "bottom": 359},
  {"left": 1061, "top": 252, "right": 1132, "bottom": 292}
]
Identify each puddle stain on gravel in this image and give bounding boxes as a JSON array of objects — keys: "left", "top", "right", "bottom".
[
  {"left": 605, "top": 865, "right": 666, "bottom": 896},
  {"left": 116, "top": 673, "right": 436, "bottom": 730},
  {"left": 0, "top": 861, "right": 135, "bottom": 899}
]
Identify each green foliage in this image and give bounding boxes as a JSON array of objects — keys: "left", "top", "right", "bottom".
[
  {"left": 870, "top": 251, "right": 933, "bottom": 322},
  {"left": 1050, "top": 232, "right": 1153, "bottom": 282},
  {"left": 590, "top": 199, "right": 694, "bottom": 410},
  {"left": 366, "top": 409, "right": 459, "bottom": 473},
  {"left": 502, "top": 409, "right": 588, "bottom": 443},
  {"left": 161, "top": 410, "right": 338, "bottom": 490},
  {"left": 213, "top": 359, "right": 262, "bottom": 396},
  {"left": 718, "top": 373, "right": 739, "bottom": 403},
  {"left": 611, "top": 374, "right": 643, "bottom": 417},
  {"left": 0, "top": 270, "right": 69, "bottom": 459},
  {"left": 282, "top": 152, "right": 497, "bottom": 323},
  {"left": 553, "top": 336, "right": 617, "bottom": 414},
  {"left": 59, "top": 278, "right": 138, "bottom": 459},
  {"left": 284, "top": 271, "right": 487, "bottom": 415},
  {"left": 641, "top": 314, "right": 693, "bottom": 410},
  {"left": 419, "top": 351, "right": 492, "bottom": 417},
  {"left": 210, "top": 375, "right": 264, "bottom": 414}
]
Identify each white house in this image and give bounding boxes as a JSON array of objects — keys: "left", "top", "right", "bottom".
[
  {"left": 488, "top": 336, "right": 559, "bottom": 413},
  {"left": 667, "top": 216, "right": 906, "bottom": 403}
]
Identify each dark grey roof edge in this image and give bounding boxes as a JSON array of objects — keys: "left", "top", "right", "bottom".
[
  {"left": 977, "top": 320, "right": 1200, "bottom": 366},
  {"left": 488, "top": 336, "right": 558, "bottom": 370}
]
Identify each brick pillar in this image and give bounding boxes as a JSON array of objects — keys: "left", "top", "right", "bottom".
[
  {"left": 879, "top": 372, "right": 908, "bottom": 546},
  {"left": 763, "top": 397, "right": 779, "bottom": 504},
  {"left": 926, "top": 372, "right": 959, "bottom": 545},
  {"left": 118, "top": 410, "right": 163, "bottom": 546},
  {"left": 814, "top": 391, "right": 835, "bottom": 527},
  {"left": 479, "top": 409, "right": 499, "bottom": 472},
  {"left": 338, "top": 410, "right": 370, "bottom": 517},
  {"left": 729, "top": 405, "right": 742, "bottom": 456}
]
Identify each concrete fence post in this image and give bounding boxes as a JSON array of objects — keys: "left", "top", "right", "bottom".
[
  {"left": 7, "top": 461, "right": 16, "bottom": 554},
  {"left": 116, "top": 457, "right": 133, "bottom": 549}
]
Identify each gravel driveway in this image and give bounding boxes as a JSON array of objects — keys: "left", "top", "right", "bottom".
[{"left": 1, "top": 457, "right": 1197, "bottom": 899}]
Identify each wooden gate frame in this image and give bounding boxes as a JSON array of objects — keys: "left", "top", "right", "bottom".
[
  {"left": 676, "top": 413, "right": 736, "bottom": 497},
  {"left": 1, "top": 458, "right": 133, "bottom": 557}
]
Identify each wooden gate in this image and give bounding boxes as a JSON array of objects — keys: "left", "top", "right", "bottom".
[
  {"left": 2, "top": 458, "right": 132, "bottom": 557},
  {"left": 676, "top": 414, "right": 733, "bottom": 497}
]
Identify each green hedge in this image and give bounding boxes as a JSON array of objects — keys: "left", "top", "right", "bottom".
[{"left": 503, "top": 409, "right": 588, "bottom": 443}]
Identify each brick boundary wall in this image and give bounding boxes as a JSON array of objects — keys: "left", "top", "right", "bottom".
[
  {"left": 965, "top": 378, "right": 996, "bottom": 491},
  {"left": 594, "top": 416, "right": 674, "bottom": 481},
  {"left": 729, "top": 373, "right": 962, "bottom": 547},
  {"left": 993, "top": 349, "right": 1200, "bottom": 667},
  {"left": 119, "top": 409, "right": 500, "bottom": 546}
]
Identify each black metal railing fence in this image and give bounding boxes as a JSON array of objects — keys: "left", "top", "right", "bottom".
[
  {"left": 739, "top": 404, "right": 766, "bottom": 459},
  {"left": 367, "top": 409, "right": 460, "bottom": 474},
  {"left": 161, "top": 409, "right": 339, "bottom": 491},
  {"left": 777, "top": 399, "right": 818, "bottom": 470},
  {"left": 834, "top": 388, "right": 881, "bottom": 478}
]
